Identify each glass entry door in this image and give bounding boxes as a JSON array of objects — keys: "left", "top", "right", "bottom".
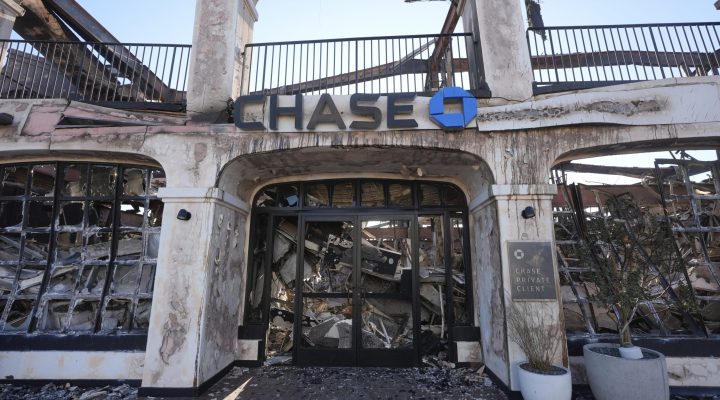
[
  {"left": 294, "top": 216, "right": 417, "bottom": 366},
  {"left": 295, "top": 218, "right": 356, "bottom": 365},
  {"left": 357, "top": 218, "right": 417, "bottom": 366}
]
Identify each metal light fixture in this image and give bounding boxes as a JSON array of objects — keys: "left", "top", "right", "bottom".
[
  {"left": 177, "top": 209, "right": 192, "bottom": 221},
  {"left": 521, "top": 206, "right": 536, "bottom": 219}
]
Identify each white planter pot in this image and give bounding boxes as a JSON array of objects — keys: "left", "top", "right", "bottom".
[
  {"left": 584, "top": 343, "right": 669, "bottom": 400},
  {"left": 517, "top": 363, "right": 572, "bottom": 400}
]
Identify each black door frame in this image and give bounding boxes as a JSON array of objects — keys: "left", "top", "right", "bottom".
[
  {"left": 294, "top": 213, "right": 421, "bottom": 367},
  {"left": 243, "top": 180, "right": 474, "bottom": 367}
]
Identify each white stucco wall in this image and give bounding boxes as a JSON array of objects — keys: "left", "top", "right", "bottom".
[{"left": 0, "top": 352, "right": 144, "bottom": 380}]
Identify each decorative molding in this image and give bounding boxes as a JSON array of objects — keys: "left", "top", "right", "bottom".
[
  {"left": 490, "top": 184, "right": 557, "bottom": 197},
  {"left": 158, "top": 187, "right": 250, "bottom": 213}
]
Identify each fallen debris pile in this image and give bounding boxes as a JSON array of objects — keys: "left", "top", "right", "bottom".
[
  {"left": 260, "top": 214, "right": 466, "bottom": 358},
  {"left": 0, "top": 383, "right": 137, "bottom": 400},
  {"left": 204, "top": 365, "right": 505, "bottom": 400}
]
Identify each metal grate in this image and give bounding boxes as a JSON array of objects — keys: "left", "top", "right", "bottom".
[{"left": 528, "top": 23, "right": 720, "bottom": 94}]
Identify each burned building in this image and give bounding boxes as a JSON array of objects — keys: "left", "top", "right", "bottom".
[{"left": 0, "top": 0, "right": 719, "bottom": 396}]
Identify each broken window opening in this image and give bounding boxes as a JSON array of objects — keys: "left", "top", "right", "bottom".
[
  {"left": 553, "top": 151, "right": 720, "bottom": 340},
  {"left": 0, "top": 162, "right": 164, "bottom": 336}
]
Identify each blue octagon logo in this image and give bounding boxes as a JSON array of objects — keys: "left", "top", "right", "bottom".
[{"left": 429, "top": 87, "right": 477, "bottom": 130}]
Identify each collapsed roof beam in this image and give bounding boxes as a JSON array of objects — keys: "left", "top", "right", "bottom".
[
  {"left": 13, "top": 0, "right": 78, "bottom": 42},
  {"left": 12, "top": 0, "right": 176, "bottom": 102},
  {"left": 558, "top": 162, "right": 711, "bottom": 180},
  {"left": 44, "top": 0, "right": 120, "bottom": 43},
  {"left": 532, "top": 50, "right": 720, "bottom": 75},
  {"left": 43, "top": 0, "right": 175, "bottom": 101},
  {"left": 424, "top": 1, "right": 464, "bottom": 91}
]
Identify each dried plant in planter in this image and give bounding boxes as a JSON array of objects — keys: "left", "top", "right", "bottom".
[{"left": 507, "top": 300, "right": 563, "bottom": 374}]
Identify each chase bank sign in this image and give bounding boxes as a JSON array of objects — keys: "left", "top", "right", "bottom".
[{"left": 233, "top": 87, "right": 477, "bottom": 132}]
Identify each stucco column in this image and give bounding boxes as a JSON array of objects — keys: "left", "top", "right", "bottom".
[
  {"left": 469, "top": 184, "right": 566, "bottom": 391},
  {"left": 187, "top": 0, "right": 259, "bottom": 122},
  {"left": 0, "top": 0, "right": 24, "bottom": 67},
  {"left": 141, "top": 188, "right": 249, "bottom": 395},
  {"left": 464, "top": 0, "right": 533, "bottom": 100}
]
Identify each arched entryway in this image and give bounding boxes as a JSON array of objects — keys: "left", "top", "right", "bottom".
[{"left": 217, "top": 146, "right": 495, "bottom": 367}]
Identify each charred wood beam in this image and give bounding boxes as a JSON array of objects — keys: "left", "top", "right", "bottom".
[
  {"left": 0, "top": 43, "right": 131, "bottom": 102},
  {"left": 44, "top": 0, "right": 121, "bottom": 43},
  {"left": 13, "top": 0, "right": 175, "bottom": 102},
  {"left": 12, "top": 1, "right": 125, "bottom": 100},
  {"left": 425, "top": 3, "right": 462, "bottom": 91},
  {"left": 561, "top": 163, "right": 662, "bottom": 178},
  {"left": 553, "top": 184, "right": 667, "bottom": 208},
  {"left": 0, "top": 49, "right": 77, "bottom": 98},
  {"left": 44, "top": 0, "right": 174, "bottom": 101},
  {"left": 531, "top": 50, "right": 720, "bottom": 74},
  {"left": 526, "top": 0, "right": 545, "bottom": 39},
  {"left": 13, "top": 0, "right": 78, "bottom": 42},
  {"left": 560, "top": 162, "right": 711, "bottom": 179},
  {"left": 254, "top": 58, "right": 469, "bottom": 95}
]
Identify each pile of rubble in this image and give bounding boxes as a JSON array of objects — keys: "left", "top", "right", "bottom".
[
  {"left": 261, "top": 216, "right": 467, "bottom": 357},
  {"left": 203, "top": 362, "right": 506, "bottom": 400},
  {"left": 0, "top": 383, "right": 137, "bottom": 400}
]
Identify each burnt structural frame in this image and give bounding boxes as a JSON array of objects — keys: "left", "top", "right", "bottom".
[{"left": 0, "top": 161, "right": 164, "bottom": 351}]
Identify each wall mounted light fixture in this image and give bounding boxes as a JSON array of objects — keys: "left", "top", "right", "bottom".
[
  {"left": 177, "top": 209, "right": 192, "bottom": 221},
  {"left": 521, "top": 206, "right": 536, "bottom": 219}
]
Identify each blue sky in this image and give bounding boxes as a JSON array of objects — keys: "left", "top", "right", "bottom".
[{"left": 74, "top": 0, "right": 719, "bottom": 44}]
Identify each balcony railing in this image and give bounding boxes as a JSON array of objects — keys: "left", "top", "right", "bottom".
[
  {"left": 0, "top": 40, "right": 191, "bottom": 110},
  {"left": 241, "top": 33, "right": 486, "bottom": 97},
  {"left": 527, "top": 22, "right": 720, "bottom": 94}
]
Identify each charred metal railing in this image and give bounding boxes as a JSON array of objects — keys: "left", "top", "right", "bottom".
[
  {"left": 0, "top": 40, "right": 191, "bottom": 109},
  {"left": 242, "top": 33, "right": 486, "bottom": 97},
  {"left": 528, "top": 22, "right": 720, "bottom": 94}
]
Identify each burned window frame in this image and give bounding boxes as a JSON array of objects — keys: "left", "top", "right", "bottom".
[
  {"left": 553, "top": 157, "right": 720, "bottom": 351},
  {"left": 244, "top": 179, "right": 474, "bottom": 360},
  {"left": 0, "top": 161, "right": 164, "bottom": 347}
]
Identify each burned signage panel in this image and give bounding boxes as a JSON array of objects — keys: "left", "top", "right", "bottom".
[{"left": 508, "top": 241, "right": 557, "bottom": 301}]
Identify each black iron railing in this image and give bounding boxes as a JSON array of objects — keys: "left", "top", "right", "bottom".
[
  {"left": 0, "top": 40, "right": 191, "bottom": 109},
  {"left": 242, "top": 33, "right": 485, "bottom": 97},
  {"left": 527, "top": 22, "right": 720, "bottom": 94}
]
